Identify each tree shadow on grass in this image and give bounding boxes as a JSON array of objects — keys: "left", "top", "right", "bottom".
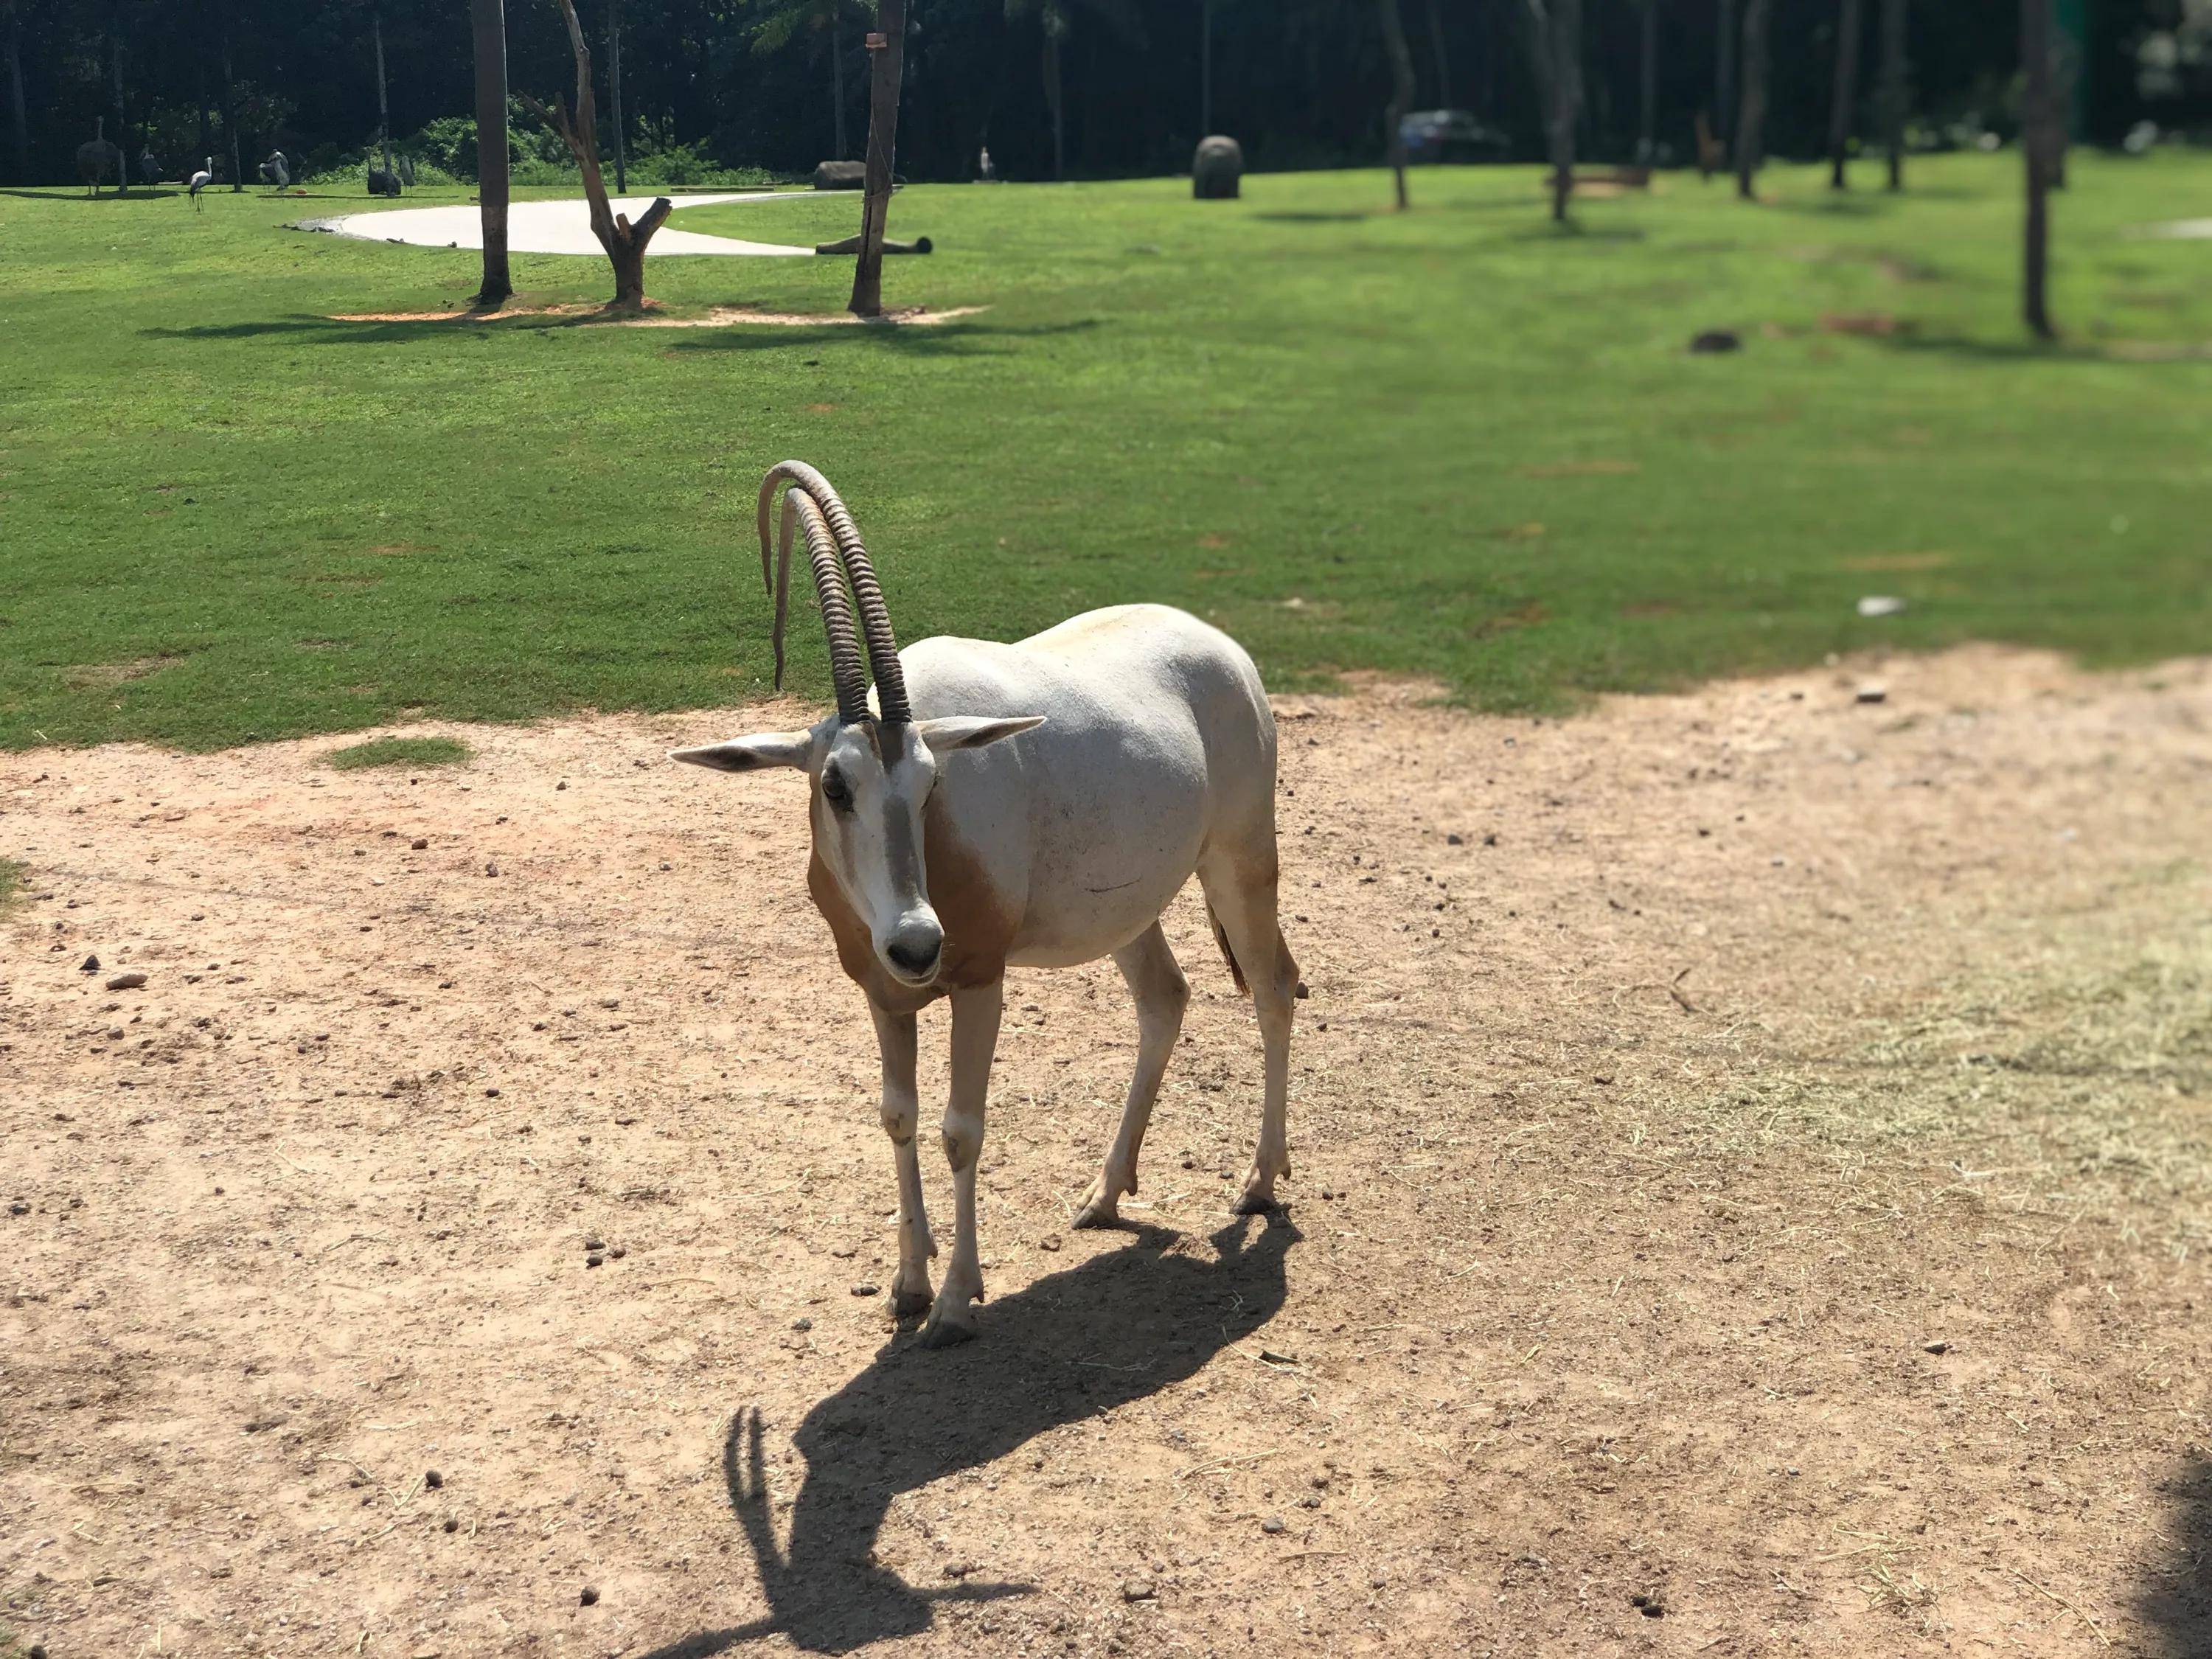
[
  {"left": 640, "top": 1213, "right": 1297, "bottom": 1657},
  {"left": 139, "top": 313, "right": 1099, "bottom": 356},
  {"left": 0, "top": 187, "right": 184, "bottom": 202},
  {"left": 1871, "top": 330, "right": 2212, "bottom": 366}
]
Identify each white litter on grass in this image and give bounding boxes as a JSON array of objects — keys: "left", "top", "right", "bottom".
[
  {"left": 1857, "top": 595, "right": 1907, "bottom": 618},
  {"left": 305, "top": 190, "right": 818, "bottom": 257},
  {"left": 2131, "top": 218, "right": 2212, "bottom": 241}
]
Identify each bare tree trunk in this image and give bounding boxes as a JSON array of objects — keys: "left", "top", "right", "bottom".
[
  {"left": 1424, "top": 0, "right": 1453, "bottom": 108},
  {"left": 221, "top": 20, "right": 240, "bottom": 190},
  {"left": 1044, "top": 27, "right": 1062, "bottom": 181},
  {"left": 1380, "top": 0, "right": 1414, "bottom": 210},
  {"left": 1637, "top": 0, "right": 1656, "bottom": 164},
  {"left": 2020, "top": 0, "right": 2053, "bottom": 339},
  {"left": 1715, "top": 0, "right": 1736, "bottom": 149},
  {"left": 523, "top": 0, "right": 671, "bottom": 309},
  {"left": 1828, "top": 0, "right": 1862, "bottom": 187},
  {"left": 111, "top": 3, "right": 128, "bottom": 195},
  {"left": 606, "top": 0, "right": 625, "bottom": 193},
  {"left": 1734, "top": 0, "right": 1770, "bottom": 199},
  {"left": 832, "top": 8, "right": 845, "bottom": 159},
  {"left": 1546, "top": 0, "right": 1581, "bottom": 222},
  {"left": 848, "top": 0, "right": 907, "bottom": 316},
  {"left": 470, "top": 0, "right": 512, "bottom": 305},
  {"left": 1200, "top": 0, "right": 1211, "bottom": 133},
  {"left": 373, "top": 5, "right": 393, "bottom": 181},
  {"left": 4, "top": 1, "right": 26, "bottom": 187},
  {"left": 1880, "top": 0, "right": 1905, "bottom": 189}
]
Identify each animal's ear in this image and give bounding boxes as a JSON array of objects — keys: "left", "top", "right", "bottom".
[
  {"left": 669, "top": 730, "right": 814, "bottom": 773},
  {"left": 913, "top": 714, "right": 1046, "bottom": 754}
]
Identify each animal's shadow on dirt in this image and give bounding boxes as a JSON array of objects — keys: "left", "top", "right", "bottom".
[
  {"left": 2138, "top": 1454, "right": 2212, "bottom": 1655},
  {"left": 641, "top": 1213, "right": 1297, "bottom": 1658}
]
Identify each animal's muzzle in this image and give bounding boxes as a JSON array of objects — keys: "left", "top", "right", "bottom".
[{"left": 883, "top": 919, "right": 944, "bottom": 983}]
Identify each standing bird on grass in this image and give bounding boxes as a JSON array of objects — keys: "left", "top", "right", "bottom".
[
  {"left": 77, "top": 117, "right": 123, "bottom": 194},
  {"left": 189, "top": 156, "right": 214, "bottom": 209},
  {"left": 259, "top": 149, "right": 290, "bottom": 189}
]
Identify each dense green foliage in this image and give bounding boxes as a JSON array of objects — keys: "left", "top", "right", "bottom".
[
  {"left": 6, "top": 0, "right": 2208, "bottom": 193},
  {"left": 1, "top": 153, "right": 2208, "bottom": 752}
]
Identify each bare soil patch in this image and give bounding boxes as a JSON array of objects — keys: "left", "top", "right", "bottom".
[{"left": 4, "top": 646, "right": 2210, "bottom": 1658}]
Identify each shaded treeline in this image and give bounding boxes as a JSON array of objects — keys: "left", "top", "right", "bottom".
[{"left": 1, "top": 0, "right": 2199, "bottom": 187}]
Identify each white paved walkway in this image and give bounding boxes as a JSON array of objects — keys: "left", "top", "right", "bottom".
[{"left": 312, "top": 191, "right": 818, "bottom": 257}]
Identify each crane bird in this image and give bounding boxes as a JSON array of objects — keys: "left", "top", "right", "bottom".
[
  {"left": 258, "top": 150, "right": 291, "bottom": 190},
  {"left": 77, "top": 118, "right": 123, "bottom": 195},
  {"left": 188, "top": 157, "right": 215, "bottom": 211},
  {"left": 672, "top": 464, "right": 1301, "bottom": 1348}
]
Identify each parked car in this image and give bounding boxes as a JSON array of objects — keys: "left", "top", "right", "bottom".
[{"left": 1399, "top": 109, "right": 1512, "bottom": 164}]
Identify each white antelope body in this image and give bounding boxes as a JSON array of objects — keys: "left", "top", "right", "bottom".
[{"left": 674, "top": 462, "right": 1298, "bottom": 1346}]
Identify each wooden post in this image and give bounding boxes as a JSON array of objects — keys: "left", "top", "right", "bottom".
[
  {"left": 1828, "top": 0, "right": 1863, "bottom": 188},
  {"left": 470, "top": 0, "right": 512, "bottom": 305},
  {"left": 2021, "top": 0, "right": 2053, "bottom": 339},
  {"left": 849, "top": 0, "right": 908, "bottom": 319}
]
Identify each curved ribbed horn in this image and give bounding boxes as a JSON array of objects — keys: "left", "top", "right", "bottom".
[
  {"left": 756, "top": 460, "right": 911, "bottom": 724},
  {"left": 768, "top": 487, "right": 872, "bottom": 726}
]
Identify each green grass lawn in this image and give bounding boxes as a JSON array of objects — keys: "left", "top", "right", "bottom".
[{"left": 1, "top": 156, "right": 2208, "bottom": 750}]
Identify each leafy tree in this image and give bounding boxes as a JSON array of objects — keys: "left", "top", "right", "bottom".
[
  {"left": 1003, "top": 0, "right": 1138, "bottom": 181},
  {"left": 470, "top": 0, "right": 511, "bottom": 306},
  {"left": 748, "top": 0, "right": 872, "bottom": 159}
]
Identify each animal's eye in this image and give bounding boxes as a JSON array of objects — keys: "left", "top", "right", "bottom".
[{"left": 821, "top": 768, "right": 853, "bottom": 811}]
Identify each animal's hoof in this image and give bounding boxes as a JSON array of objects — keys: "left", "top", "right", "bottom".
[
  {"left": 891, "top": 1288, "right": 933, "bottom": 1320},
  {"left": 1071, "top": 1201, "right": 1117, "bottom": 1230},
  {"left": 919, "top": 1311, "right": 978, "bottom": 1349},
  {"left": 1233, "top": 1191, "right": 1283, "bottom": 1215}
]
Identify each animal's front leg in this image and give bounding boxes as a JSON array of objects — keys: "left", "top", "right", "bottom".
[
  {"left": 871, "top": 1002, "right": 935, "bottom": 1319},
  {"left": 921, "top": 978, "right": 1004, "bottom": 1349}
]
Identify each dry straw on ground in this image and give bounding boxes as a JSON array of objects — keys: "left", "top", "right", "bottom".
[{"left": 4, "top": 644, "right": 2209, "bottom": 1655}]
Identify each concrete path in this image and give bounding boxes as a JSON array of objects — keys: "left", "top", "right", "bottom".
[{"left": 311, "top": 191, "right": 818, "bottom": 257}]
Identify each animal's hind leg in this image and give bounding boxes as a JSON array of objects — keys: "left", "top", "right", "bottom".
[
  {"left": 870, "top": 1002, "right": 935, "bottom": 1320},
  {"left": 1197, "top": 850, "right": 1298, "bottom": 1214},
  {"left": 1074, "top": 921, "right": 1189, "bottom": 1229}
]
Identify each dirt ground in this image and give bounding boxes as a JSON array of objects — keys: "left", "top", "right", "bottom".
[{"left": 4, "top": 645, "right": 2210, "bottom": 1659}]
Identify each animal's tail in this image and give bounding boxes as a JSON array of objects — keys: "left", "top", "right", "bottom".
[{"left": 1204, "top": 898, "right": 1249, "bottom": 995}]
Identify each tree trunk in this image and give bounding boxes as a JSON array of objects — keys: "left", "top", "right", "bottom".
[
  {"left": 1044, "top": 27, "right": 1062, "bottom": 181},
  {"left": 524, "top": 0, "right": 671, "bottom": 309},
  {"left": 849, "top": 0, "right": 908, "bottom": 316},
  {"left": 221, "top": 22, "right": 240, "bottom": 190},
  {"left": 1200, "top": 0, "right": 1211, "bottom": 133},
  {"left": 373, "top": 5, "right": 394, "bottom": 181},
  {"left": 1828, "top": 0, "right": 1862, "bottom": 187},
  {"left": 1637, "top": 0, "right": 1656, "bottom": 164},
  {"left": 1547, "top": 0, "right": 1581, "bottom": 223},
  {"left": 606, "top": 0, "right": 625, "bottom": 193},
  {"left": 4, "top": 1, "right": 26, "bottom": 187},
  {"left": 470, "top": 0, "right": 512, "bottom": 305},
  {"left": 1880, "top": 0, "right": 1905, "bottom": 189},
  {"left": 1424, "top": 0, "right": 1452, "bottom": 108},
  {"left": 1734, "top": 0, "right": 1770, "bottom": 199},
  {"left": 111, "top": 4, "right": 128, "bottom": 195},
  {"left": 1715, "top": 0, "right": 1736, "bottom": 148},
  {"left": 2020, "top": 0, "right": 2053, "bottom": 339},
  {"left": 832, "top": 8, "right": 845, "bottom": 159},
  {"left": 1380, "top": 0, "right": 1414, "bottom": 210}
]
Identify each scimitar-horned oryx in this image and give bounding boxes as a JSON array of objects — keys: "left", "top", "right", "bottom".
[{"left": 672, "top": 462, "right": 1299, "bottom": 1347}]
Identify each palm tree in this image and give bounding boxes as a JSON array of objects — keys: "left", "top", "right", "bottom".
[
  {"left": 2020, "top": 0, "right": 2054, "bottom": 338},
  {"left": 1379, "top": 0, "right": 1414, "bottom": 210},
  {"left": 748, "top": 0, "right": 874, "bottom": 161},
  {"left": 1735, "top": 0, "right": 1771, "bottom": 199},
  {"left": 1521, "top": 0, "right": 1581, "bottom": 223},
  {"left": 1004, "top": 0, "right": 1138, "bottom": 182}
]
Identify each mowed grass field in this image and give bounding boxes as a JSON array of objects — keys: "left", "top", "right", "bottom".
[{"left": 1, "top": 154, "right": 2209, "bottom": 751}]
